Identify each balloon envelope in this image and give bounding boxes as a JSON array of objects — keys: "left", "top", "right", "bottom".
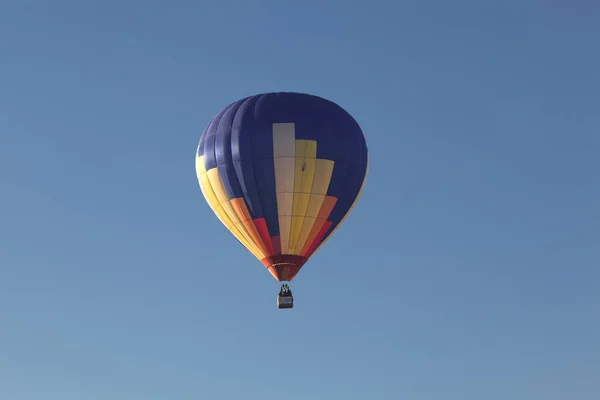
[{"left": 195, "top": 92, "right": 368, "bottom": 281}]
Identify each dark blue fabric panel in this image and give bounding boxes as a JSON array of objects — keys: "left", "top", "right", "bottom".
[
  {"left": 201, "top": 127, "right": 217, "bottom": 171},
  {"left": 243, "top": 94, "right": 280, "bottom": 236},
  {"left": 230, "top": 96, "right": 255, "bottom": 163},
  {"left": 229, "top": 96, "right": 266, "bottom": 220},
  {"left": 255, "top": 158, "right": 279, "bottom": 237},
  {"left": 232, "top": 161, "right": 263, "bottom": 218},
  {"left": 250, "top": 93, "right": 282, "bottom": 157},
  {"left": 326, "top": 106, "right": 369, "bottom": 226},
  {"left": 328, "top": 162, "right": 367, "bottom": 226},
  {"left": 215, "top": 164, "right": 238, "bottom": 201},
  {"left": 215, "top": 100, "right": 245, "bottom": 199},
  {"left": 197, "top": 113, "right": 219, "bottom": 158},
  {"left": 314, "top": 100, "right": 349, "bottom": 162},
  {"left": 316, "top": 224, "right": 336, "bottom": 250},
  {"left": 202, "top": 105, "right": 232, "bottom": 171}
]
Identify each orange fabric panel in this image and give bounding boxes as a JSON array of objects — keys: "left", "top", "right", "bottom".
[
  {"left": 230, "top": 198, "right": 268, "bottom": 256},
  {"left": 304, "top": 221, "right": 333, "bottom": 258},
  {"left": 299, "top": 218, "right": 326, "bottom": 256},
  {"left": 317, "top": 196, "right": 337, "bottom": 219},
  {"left": 254, "top": 218, "right": 275, "bottom": 256},
  {"left": 298, "top": 196, "right": 337, "bottom": 256}
]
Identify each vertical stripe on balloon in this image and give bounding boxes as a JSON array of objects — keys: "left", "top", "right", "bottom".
[
  {"left": 272, "top": 123, "right": 296, "bottom": 254},
  {"left": 293, "top": 158, "right": 335, "bottom": 255},
  {"left": 288, "top": 139, "right": 317, "bottom": 253}
]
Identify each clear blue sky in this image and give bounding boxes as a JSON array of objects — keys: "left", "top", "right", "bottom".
[{"left": 1, "top": 1, "right": 598, "bottom": 399}]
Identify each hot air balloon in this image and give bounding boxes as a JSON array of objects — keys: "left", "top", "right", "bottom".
[{"left": 195, "top": 92, "right": 368, "bottom": 309}]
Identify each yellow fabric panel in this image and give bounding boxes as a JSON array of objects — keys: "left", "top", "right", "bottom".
[
  {"left": 231, "top": 198, "right": 268, "bottom": 256},
  {"left": 304, "top": 140, "right": 317, "bottom": 159},
  {"left": 294, "top": 216, "right": 317, "bottom": 253},
  {"left": 288, "top": 216, "right": 303, "bottom": 254},
  {"left": 293, "top": 139, "right": 306, "bottom": 188},
  {"left": 289, "top": 140, "right": 317, "bottom": 253},
  {"left": 200, "top": 164, "right": 262, "bottom": 259},
  {"left": 288, "top": 192, "right": 311, "bottom": 254},
  {"left": 311, "top": 159, "right": 335, "bottom": 195},
  {"left": 227, "top": 210, "right": 263, "bottom": 258},
  {"left": 292, "top": 193, "right": 311, "bottom": 218},
  {"left": 301, "top": 160, "right": 334, "bottom": 221},
  {"left": 206, "top": 169, "right": 231, "bottom": 204},
  {"left": 196, "top": 157, "right": 212, "bottom": 209},
  {"left": 289, "top": 156, "right": 335, "bottom": 254},
  {"left": 199, "top": 172, "right": 238, "bottom": 236},
  {"left": 228, "top": 211, "right": 262, "bottom": 258},
  {"left": 220, "top": 200, "right": 240, "bottom": 224},
  {"left": 294, "top": 196, "right": 337, "bottom": 255},
  {"left": 292, "top": 154, "right": 315, "bottom": 217},
  {"left": 196, "top": 156, "right": 214, "bottom": 211},
  {"left": 197, "top": 159, "right": 241, "bottom": 246},
  {"left": 233, "top": 220, "right": 264, "bottom": 258},
  {"left": 292, "top": 156, "right": 305, "bottom": 201},
  {"left": 221, "top": 199, "right": 259, "bottom": 253},
  {"left": 220, "top": 203, "right": 261, "bottom": 258},
  {"left": 198, "top": 172, "right": 227, "bottom": 225},
  {"left": 299, "top": 160, "right": 316, "bottom": 193},
  {"left": 313, "top": 154, "right": 370, "bottom": 256},
  {"left": 291, "top": 140, "right": 317, "bottom": 190},
  {"left": 195, "top": 155, "right": 207, "bottom": 178},
  {"left": 291, "top": 196, "right": 336, "bottom": 254},
  {"left": 215, "top": 185, "right": 263, "bottom": 258},
  {"left": 304, "top": 194, "right": 326, "bottom": 218}
]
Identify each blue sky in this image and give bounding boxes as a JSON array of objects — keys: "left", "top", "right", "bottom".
[{"left": 1, "top": 1, "right": 598, "bottom": 399}]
